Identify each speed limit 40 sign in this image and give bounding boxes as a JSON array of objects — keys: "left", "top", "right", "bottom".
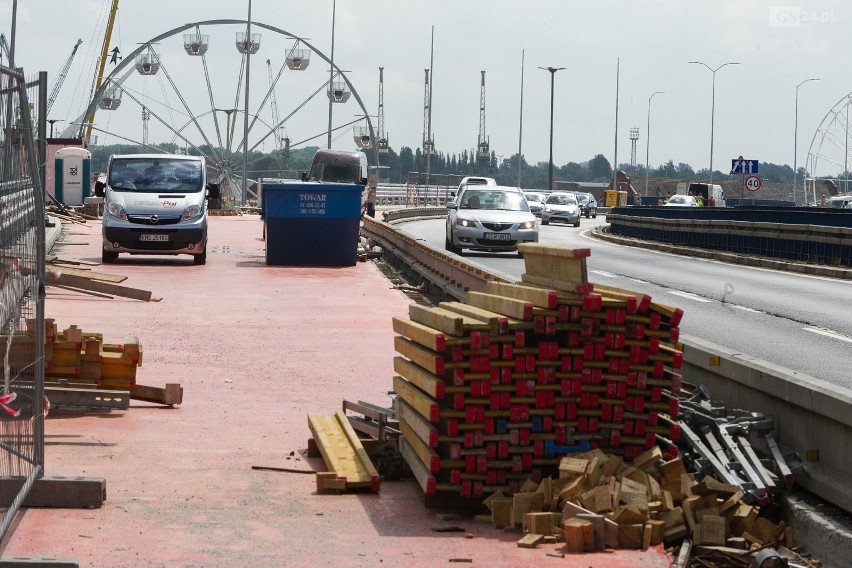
[{"left": 745, "top": 175, "right": 762, "bottom": 192}]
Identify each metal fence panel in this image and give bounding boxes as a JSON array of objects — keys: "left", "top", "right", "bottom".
[{"left": 0, "top": 65, "right": 46, "bottom": 541}]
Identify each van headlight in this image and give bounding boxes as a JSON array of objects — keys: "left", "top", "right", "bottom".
[
  {"left": 107, "top": 201, "right": 127, "bottom": 220},
  {"left": 181, "top": 203, "right": 202, "bottom": 221}
]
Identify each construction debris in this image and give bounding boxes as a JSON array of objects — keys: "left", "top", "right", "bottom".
[{"left": 307, "top": 410, "right": 381, "bottom": 493}]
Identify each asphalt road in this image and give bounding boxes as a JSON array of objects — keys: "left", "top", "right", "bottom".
[{"left": 400, "top": 216, "right": 852, "bottom": 390}]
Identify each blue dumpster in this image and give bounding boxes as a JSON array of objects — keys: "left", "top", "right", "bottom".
[{"left": 263, "top": 181, "right": 362, "bottom": 266}]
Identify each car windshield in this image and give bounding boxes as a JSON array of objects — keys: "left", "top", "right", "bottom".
[
  {"left": 109, "top": 158, "right": 203, "bottom": 192},
  {"left": 525, "top": 193, "right": 543, "bottom": 203},
  {"left": 311, "top": 162, "right": 361, "bottom": 183},
  {"left": 460, "top": 189, "right": 530, "bottom": 212},
  {"left": 546, "top": 194, "right": 578, "bottom": 206}
]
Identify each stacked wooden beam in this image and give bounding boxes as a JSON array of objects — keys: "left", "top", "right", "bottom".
[{"left": 392, "top": 243, "right": 685, "bottom": 499}]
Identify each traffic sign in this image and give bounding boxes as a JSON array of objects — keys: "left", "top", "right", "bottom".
[
  {"left": 731, "top": 158, "right": 759, "bottom": 174},
  {"left": 745, "top": 175, "right": 762, "bottom": 192}
]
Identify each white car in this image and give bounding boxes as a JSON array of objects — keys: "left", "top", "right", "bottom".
[
  {"left": 664, "top": 195, "right": 699, "bottom": 207},
  {"left": 541, "top": 192, "right": 581, "bottom": 226},
  {"left": 445, "top": 186, "right": 538, "bottom": 256}
]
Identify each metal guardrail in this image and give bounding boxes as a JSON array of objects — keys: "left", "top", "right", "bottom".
[
  {"left": 607, "top": 210, "right": 852, "bottom": 266},
  {"left": 361, "top": 208, "right": 852, "bottom": 516}
]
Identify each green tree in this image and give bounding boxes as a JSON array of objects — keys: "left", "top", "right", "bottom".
[{"left": 588, "top": 154, "right": 613, "bottom": 181}]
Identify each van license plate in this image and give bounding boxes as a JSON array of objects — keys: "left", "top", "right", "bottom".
[
  {"left": 139, "top": 234, "right": 169, "bottom": 242},
  {"left": 484, "top": 232, "right": 510, "bottom": 241}
]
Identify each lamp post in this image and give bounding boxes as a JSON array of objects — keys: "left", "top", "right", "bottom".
[
  {"left": 794, "top": 78, "right": 819, "bottom": 205},
  {"left": 644, "top": 91, "right": 663, "bottom": 197},
  {"left": 538, "top": 66, "right": 565, "bottom": 192},
  {"left": 689, "top": 61, "right": 739, "bottom": 184}
]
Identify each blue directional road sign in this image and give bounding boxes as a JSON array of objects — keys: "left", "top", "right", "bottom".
[{"left": 731, "top": 158, "right": 759, "bottom": 174}]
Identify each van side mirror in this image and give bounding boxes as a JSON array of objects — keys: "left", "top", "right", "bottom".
[
  {"left": 206, "top": 183, "right": 221, "bottom": 200},
  {"left": 301, "top": 172, "right": 309, "bottom": 182}
]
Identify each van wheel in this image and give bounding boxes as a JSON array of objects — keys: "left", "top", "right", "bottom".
[
  {"left": 193, "top": 247, "right": 207, "bottom": 265},
  {"left": 102, "top": 250, "right": 118, "bottom": 264}
]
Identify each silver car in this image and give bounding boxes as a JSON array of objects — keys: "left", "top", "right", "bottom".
[
  {"left": 445, "top": 186, "right": 538, "bottom": 256},
  {"left": 524, "top": 191, "right": 546, "bottom": 217},
  {"left": 541, "top": 192, "right": 581, "bottom": 226}
]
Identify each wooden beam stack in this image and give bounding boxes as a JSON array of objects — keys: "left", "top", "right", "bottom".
[{"left": 392, "top": 244, "right": 685, "bottom": 499}]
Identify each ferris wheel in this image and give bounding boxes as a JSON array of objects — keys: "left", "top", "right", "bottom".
[
  {"left": 804, "top": 93, "right": 852, "bottom": 203},
  {"left": 65, "top": 19, "right": 376, "bottom": 206}
]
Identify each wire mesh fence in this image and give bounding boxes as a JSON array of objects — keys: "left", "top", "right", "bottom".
[{"left": 0, "top": 65, "right": 46, "bottom": 541}]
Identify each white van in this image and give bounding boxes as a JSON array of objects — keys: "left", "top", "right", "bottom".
[
  {"left": 102, "top": 154, "right": 216, "bottom": 265},
  {"left": 302, "top": 149, "right": 369, "bottom": 212}
]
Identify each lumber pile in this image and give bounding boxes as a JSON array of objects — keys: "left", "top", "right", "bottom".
[
  {"left": 4, "top": 320, "right": 181, "bottom": 406},
  {"left": 482, "top": 448, "right": 797, "bottom": 554},
  {"left": 392, "top": 243, "right": 685, "bottom": 499}
]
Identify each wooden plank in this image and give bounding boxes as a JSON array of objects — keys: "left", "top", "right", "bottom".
[
  {"left": 307, "top": 411, "right": 380, "bottom": 491},
  {"left": 408, "top": 304, "right": 488, "bottom": 335},
  {"left": 438, "top": 302, "right": 507, "bottom": 335},
  {"left": 520, "top": 273, "right": 592, "bottom": 294},
  {"left": 395, "top": 398, "right": 439, "bottom": 448},
  {"left": 130, "top": 383, "right": 183, "bottom": 406},
  {"left": 393, "top": 316, "right": 447, "bottom": 352},
  {"left": 516, "top": 533, "right": 544, "bottom": 549},
  {"left": 46, "top": 263, "right": 127, "bottom": 283},
  {"left": 466, "top": 291, "right": 534, "bottom": 321},
  {"left": 399, "top": 419, "right": 440, "bottom": 474},
  {"left": 392, "top": 375, "right": 440, "bottom": 423},
  {"left": 394, "top": 336, "right": 443, "bottom": 375},
  {"left": 517, "top": 243, "right": 589, "bottom": 282},
  {"left": 399, "top": 436, "right": 436, "bottom": 495},
  {"left": 484, "top": 281, "right": 559, "bottom": 309},
  {"left": 52, "top": 273, "right": 155, "bottom": 302},
  {"left": 393, "top": 356, "right": 445, "bottom": 399}
]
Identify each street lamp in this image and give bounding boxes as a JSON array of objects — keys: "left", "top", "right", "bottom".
[
  {"left": 793, "top": 78, "right": 819, "bottom": 205},
  {"left": 644, "top": 91, "right": 664, "bottom": 197},
  {"left": 689, "top": 61, "right": 739, "bottom": 184},
  {"left": 538, "top": 66, "right": 565, "bottom": 192}
]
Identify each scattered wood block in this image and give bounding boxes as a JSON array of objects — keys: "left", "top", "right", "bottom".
[
  {"left": 511, "top": 492, "right": 544, "bottom": 528},
  {"left": 558, "top": 456, "right": 589, "bottom": 478},
  {"left": 316, "top": 472, "right": 345, "bottom": 494},
  {"left": 633, "top": 446, "right": 663, "bottom": 470},
  {"left": 576, "top": 513, "right": 605, "bottom": 551},
  {"left": 612, "top": 505, "right": 648, "bottom": 525},
  {"left": 646, "top": 519, "right": 665, "bottom": 546},
  {"left": 696, "top": 515, "right": 727, "bottom": 545},
  {"left": 693, "top": 475, "right": 741, "bottom": 497},
  {"left": 523, "top": 512, "right": 557, "bottom": 536},
  {"left": 130, "top": 383, "right": 183, "bottom": 406},
  {"left": 580, "top": 485, "right": 612, "bottom": 514},
  {"left": 659, "top": 458, "right": 688, "bottom": 481},
  {"left": 490, "top": 498, "right": 514, "bottom": 529},
  {"left": 516, "top": 533, "right": 544, "bottom": 549},
  {"left": 617, "top": 523, "right": 644, "bottom": 549},
  {"left": 729, "top": 503, "right": 758, "bottom": 536},
  {"left": 563, "top": 518, "right": 593, "bottom": 553}
]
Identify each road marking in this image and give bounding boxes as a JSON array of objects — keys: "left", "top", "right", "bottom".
[
  {"left": 803, "top": 327, "right": 852, "bottom": 343},
  {"left": 667, "top": 290, "right": 711, "bottom": 302},
  {"left": 590, "top": 270, "right": 617, "bottom": 278},
  {"left": 730, "top": 304, "right": 763, "bottom": 314}
]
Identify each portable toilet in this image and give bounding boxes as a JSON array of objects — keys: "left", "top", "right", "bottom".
[{"left": 54, "top": 147, "right": 92, "bottom": 206}]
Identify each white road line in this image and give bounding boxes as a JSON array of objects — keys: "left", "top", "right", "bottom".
[
  {"left": 730, "top": 304, "right": 763, "bottom": 314},
  {"left": 590, "top": 270, "right": 617, "bottom": 278},
  {"left": 803, "top": 327, "right": 852, "bottom": 343},
  {"left": 667, "top": 290, "right": 712, "bottom": 303}
]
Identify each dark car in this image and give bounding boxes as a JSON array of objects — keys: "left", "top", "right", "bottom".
[{"left": 573, "top": 192, "right": 598, "bottom": 218}]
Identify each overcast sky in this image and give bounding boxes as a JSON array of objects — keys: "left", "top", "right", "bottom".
[{"left": 2, "top": 0, "right": 850, "bottom": 177}]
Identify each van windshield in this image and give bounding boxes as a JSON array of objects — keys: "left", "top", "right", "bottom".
[
  {"left": 310, "top": 162, "right": 361, "bottom": 184},
  {"left": 108, "top": 158, "right": 203, "bottom": 193}
]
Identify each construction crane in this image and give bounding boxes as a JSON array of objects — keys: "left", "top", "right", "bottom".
[
  {"left": 376, "top": 67, "right": 388, "bottom": 155},
  {"left": 266, "top": 58, "right": 283, "bottom": 152},
  {"left": 476, "top": 70, "right": 490, "bottom": 172},
  {"left": 47, "top": 39, "right": 83, "bottom": 115},
  {"left": 86, "top": 0, "right": 120, "bottom": 141}
]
